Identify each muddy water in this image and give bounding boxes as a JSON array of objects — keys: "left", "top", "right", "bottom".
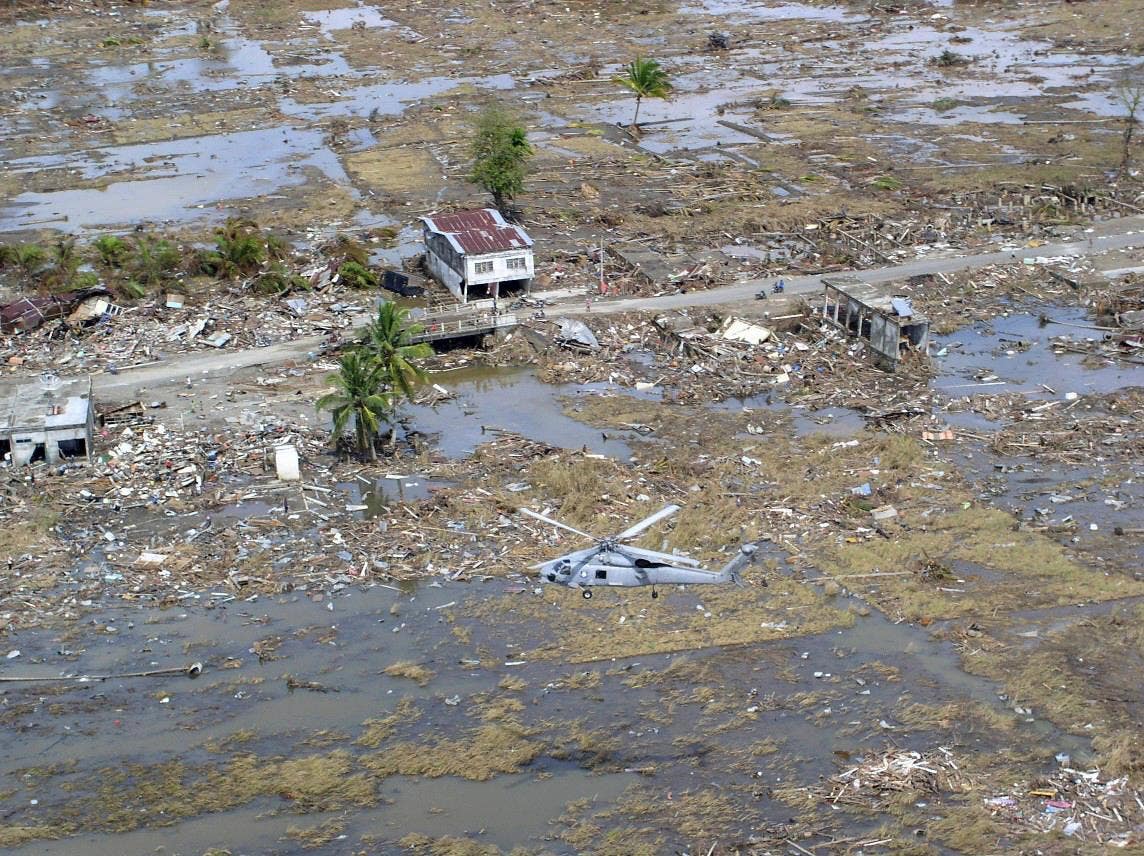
[
  {"left": 3, "top": 585, "right": 634, "bottom": 854},
  {"left": 933, "top": 308, "right": 1138, "bottom": 399},
  {"left": 5, "top": 334, "right": 1132, "bottom": 851},
  {"left": 680, "top": 0, "right": 864, "bottom": 23},
  {"left": 0, "top": 0, "right": 517, "bottom": 235},
  {"left": 3, "top": 0, "right": 1142, "bottom": 845},
  {"left": 341, "top": 474, "right": 456, "bottom": 513},
  {"left": 2, "top": 0, "right": 1134, "bottom": 240},
  {"left": 585, "top": 7, "right": 1133, "bottom": 165},
  {"left": 0, "top": 127, "right": 353, "bottom": 233},
  {"left": 408, "top": 366, "right": 633, "bottom": 459}
]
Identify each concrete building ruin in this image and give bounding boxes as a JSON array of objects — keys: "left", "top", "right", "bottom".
[
  {"left": 820, "top": 275, "right": 929, "bottom": 371},
  {"left": 420, "top": 209, "right": 534, "bottom": 303},
  {"left": 1, "top": 376, "right": 94, "bottom": 466}
]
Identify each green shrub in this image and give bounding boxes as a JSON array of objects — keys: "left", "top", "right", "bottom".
[
  {"left": 337, "top": 261, "right": 377, "bottom": 289},
  {"left": 92, "top": 235, "right": 130, "bottom": 268}
]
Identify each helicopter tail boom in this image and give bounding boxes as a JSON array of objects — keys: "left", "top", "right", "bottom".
[{"left": 719, "top": 544, "right": 759, "bottom": 586}]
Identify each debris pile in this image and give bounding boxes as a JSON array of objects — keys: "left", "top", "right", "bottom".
[
  {"left": 813, "top": 748, "right": 970, "bottom": 809},
  {"left": 536, "top": 309, "right": 932, "bottom": 408},
  {"left": 985, "top": 765, "right": 1143, "bottom": 847},
  {"left": 1, "top": 287, "right": 370, "bottom": 376},
  {"left": 985, "top": 389, "right": 1144, "bottom": 464}
]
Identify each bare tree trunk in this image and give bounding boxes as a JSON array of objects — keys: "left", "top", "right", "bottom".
[
  {"left": 1122, "top": 116, "right": 1137, "bottom": 172},
  {"left": 633, "top": 95, "right": 642, "bottom": 129}
]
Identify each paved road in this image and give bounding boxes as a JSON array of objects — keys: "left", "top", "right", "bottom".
[
  {"left": 91, "top": 334, "right": 328, "bottom": 397},
  {"left": 89, "top": 215, "right": 1144, "bottom": 395},
  {"left": 566, "top": 215, "right": 1144, "bottom": 315}
]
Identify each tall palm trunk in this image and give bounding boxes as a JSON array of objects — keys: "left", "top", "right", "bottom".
[{"left": 356, "top": 417, "right": 376, "bottom": 462}]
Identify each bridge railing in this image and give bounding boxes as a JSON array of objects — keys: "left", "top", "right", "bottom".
[{"left": 412, "top": 312, "right": 518, "bottom": 341}]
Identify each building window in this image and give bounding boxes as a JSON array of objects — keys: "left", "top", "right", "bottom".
[
  {"left": 474, "top": 260, "right": 494, "bottom": 274},
  {"left": 506, "top": 257, "right": 527, "bottom": 271}
]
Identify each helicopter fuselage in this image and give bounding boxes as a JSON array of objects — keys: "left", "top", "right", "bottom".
[
  {"left": 522, "top": 503, "right": 757, "bottom": 598},
  {"left": 537, "top": 545, "right": 743, "bottom": 595}
]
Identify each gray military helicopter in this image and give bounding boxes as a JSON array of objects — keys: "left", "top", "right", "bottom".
[{"left": 520, "top": 504, "right": 762, "bottom": 598}]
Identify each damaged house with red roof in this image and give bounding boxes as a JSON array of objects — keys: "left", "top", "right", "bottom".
[{"left": 420, "top": 208, "right": 534, "bottom": 303}]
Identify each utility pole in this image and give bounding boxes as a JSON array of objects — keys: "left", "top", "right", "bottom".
[{"left": 598, "top": 236, "right": 607, "bottom": 295}]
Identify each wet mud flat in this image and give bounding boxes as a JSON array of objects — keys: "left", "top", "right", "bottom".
[
  {"left": 3, "top": 287, "right": 1143, "bottom": 853},
  {"left": 0, "top": 0, "right": 1139, "bottom": 267},
  {"left": 1, "top": 0, "right": 1143, "bottom": 851}
]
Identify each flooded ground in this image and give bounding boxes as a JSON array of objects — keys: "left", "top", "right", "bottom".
[
  {"left": 1, "top": 0, "right": 1137, "bottom": 244},
  {"left": 2, "top": 0, "right": 1143, "bottom": 851},
  {"left": 3, "top": 288, "right": 1142, "bottom": 852}
]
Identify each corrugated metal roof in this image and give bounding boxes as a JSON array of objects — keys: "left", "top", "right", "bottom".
[{"left": 421, "top": 209, "right": 533, "bottom": 256}]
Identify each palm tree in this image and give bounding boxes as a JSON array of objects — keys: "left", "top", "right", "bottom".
[
  {"left": 130, "top": 235, "right": 182, "bottom": 288},
  {"left": 362, "top": 302, "right": 433, "bottom": 402},
  {"left": 43, "top": 238, "right": 80, "bottom": 293},
  {"left": 203, "top": 217, "right": 266, "bottom": 279},
  {"left": 316, "top": 350, "right": 392, "bottom": 461},
  {"left": 10, "top": 243, "right": 47, "bottom": 289},
  {"left": 615, "top": 57, "right": 672, "bottom": 130}
]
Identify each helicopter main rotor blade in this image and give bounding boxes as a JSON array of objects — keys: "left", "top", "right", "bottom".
[
  {"left": 615, "top": 504, "right": 681, "bottom": 542},
  {"left": 518, "top": 508, "right": 601, "bottom": 542},
  {"left": 531, "top": 545, "right": 604, "bottom": 569}
]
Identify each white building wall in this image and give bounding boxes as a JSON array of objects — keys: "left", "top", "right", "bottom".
[
  {"left": 464, "top": 248, "right": 534, "bottom": 286},
  {"left": 425, "top": 250, "right": 465, "bottom": 300}
]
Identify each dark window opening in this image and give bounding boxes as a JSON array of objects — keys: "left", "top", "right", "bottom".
[
  {"left": 501, "top": 277, "right": 529, "bottom": 296},
  {"left": 56, "top": 438, "right": 87, "bottom": 458},
  {"left": 467, "top": 280, "right": 493, "bottom": 300},
  {"left": 595, "top": 569, "right": 607, "bottom": 580}
]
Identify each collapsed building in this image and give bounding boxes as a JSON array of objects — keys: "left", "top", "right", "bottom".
[
  {"left": 820, "top": 275, "right": 930, "bottom": 371},
  {"left": 0, "top": 376, "right": 94, "bottom": 465}
]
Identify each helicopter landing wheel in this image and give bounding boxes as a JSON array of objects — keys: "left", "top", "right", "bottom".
[
  {"left": 651, "top": 589, "right": 659, "bottom": 599},
  {"left": 581, "top": 589, "right": 593, "bottom": 599}
]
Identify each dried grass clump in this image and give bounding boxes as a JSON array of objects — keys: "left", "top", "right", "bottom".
[
  {"left": 497, "top": 674, "right": 527, "bottom": 692},
  {"left": 69, "top": 750, "right": 376, "bottom": 834},
  {"left": 0, "top": 826, "right": 66, "bottom": 848},
  {"left": 0, "top": 508, "right": 57, "bottom": 553},
  {"left": 1094, "top": 733, "right": 1144, "bottom": 780},
  {"left": 383, "top": 661, "right": 435, "bottom": 686},
  {"left": 362, "top": 721, "right": 542, "bottom": 781},
  {"left": 357, "top": 697, "right": 421, "bottom": 748},
  {"left": 397, "top": 832, "right": 506, "bottom": 854},
  {"left": 928, "top": 804, "right": 1006, "bottom": 852},
  {"left": 896, "top": 701, "right": 1017, "bottom": 734},
  {"left": 285, "top": 818, "right": 345, "bottom": 849}
]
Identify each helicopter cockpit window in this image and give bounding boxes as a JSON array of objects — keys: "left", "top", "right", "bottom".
[{"left": 595, "top": 569, "right": 607, "bottom": 580}]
